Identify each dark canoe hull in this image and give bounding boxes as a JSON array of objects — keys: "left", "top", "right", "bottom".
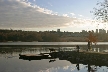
[{"left": 19, "top": 53, "right": 57, "bottom": 61}]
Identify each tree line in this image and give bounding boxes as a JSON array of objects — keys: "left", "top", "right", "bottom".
[
  {"left": 1, "top": 29, "right": 108, "bottom": 42},
  {"left": 0, "top": 29, "right": 60, "bottom": 42}
]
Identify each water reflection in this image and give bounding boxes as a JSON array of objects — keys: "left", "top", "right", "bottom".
[
  {"left": 1, "top": 46, "right": 108, "bottom": 72},
  {"left": 38, "top": 65, "right": 108, "bottom": 72}
]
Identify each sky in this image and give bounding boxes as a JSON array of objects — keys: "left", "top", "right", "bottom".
[{"left": 0, "top": 0, "right": 107, "bottom": 32}]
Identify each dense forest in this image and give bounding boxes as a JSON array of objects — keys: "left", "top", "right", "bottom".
[
  {"left": 1, "top": 29, "right": 108, "bottom": 42},
  {"left": 0, "top": 29, "right": 60, "bottom": 42}
]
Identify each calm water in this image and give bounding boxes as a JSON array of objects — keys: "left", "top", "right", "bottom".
[
  {"left": 1, "top": 42, "right": 108, "bottom": 45},
  {"left": 0, "top": 42, "right": 108, "bottom": 72}
]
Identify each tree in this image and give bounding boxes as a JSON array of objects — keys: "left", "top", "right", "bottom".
[
  {"left": 87, "top": 31, "right": 97, "bottom": 44},
  {"left": 86, "top": 31, "right": 97, "bottom": 51},
  {"left": 91, "top": 0, "right": 108, "bottom": 22}
]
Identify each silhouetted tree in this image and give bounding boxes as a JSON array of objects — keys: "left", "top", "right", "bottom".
[{"left": 91, "top": 0, "right": 108, "bottom": 22}]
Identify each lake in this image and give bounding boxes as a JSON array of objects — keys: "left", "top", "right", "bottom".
[
  {"left": 0, "top": 42, "right": 108, "bottom": 45},
  {"left": 0, "top": 42, "right": 108, "bottom": 72}
]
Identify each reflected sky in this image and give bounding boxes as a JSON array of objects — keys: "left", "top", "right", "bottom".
[
  {"left": 1, "top": 46, "right": 108, "bottom": 72},
  {"left": 38, "top": 64, "right": 86, "bottom": 72},
  {"left": 1, "top": 56, "right": 108, "bottom": 72},
  {"left": 38, "top": 66, "right": 108, "bottom": 72}
]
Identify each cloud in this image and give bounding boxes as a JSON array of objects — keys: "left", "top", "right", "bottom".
[
  {"left": 36, "top": 7, "right": 53, "bottom": 15},
  {"left": 48, "top": 2, "right": 53, "bottom": 6},
  {"left": 0, "top": 0, "right": 73, "bottom": 29},
  {"left": 70, "top": 13, "right": 75, "bottom": 16},
  {"left": 78, "top": 14, "right": 83, "bottom": 17},
  {"left": 63, "top": 14, "right": 69, "bottom": 17},
  {"left": 33, "top": 0, "right": 36, "bottom": 1},
  {"left": 0, "top": 0, "right": 99, "bottom": 31}
]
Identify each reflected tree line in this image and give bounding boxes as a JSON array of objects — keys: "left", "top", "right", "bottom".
[
  {"left": 0, "top": 47, "right": 108, "bottom": 72},
  {"left": 0, "top": 47, "right": 50, "bottom": 54},
  {"left": 19, "top": 50, "right": 108, "bottom": 72}
]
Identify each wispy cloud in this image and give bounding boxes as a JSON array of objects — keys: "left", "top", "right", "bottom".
[
  {"left": 33, "top": 0, "right": 36, "bottom": 2},
  {"left": 48, "top": 2, "right": 53, "bottom": 6},
  {"left": 0, "top": 0, "right": 100, "bottom": 31},
  {"left": 70, "top": 13, "right": 75, "bottom": 16},
  {"left": 63, "top": 14, "right": 69, "bottom": 17},
  {"left": 0, "top": 0, "right": 73, "bottom": 29},
  {"left": 79, "top": 15, "right": 83, "bottom": 17},
  {"left": 78, "top": 14, "right": 83, "bottom": 17}
]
